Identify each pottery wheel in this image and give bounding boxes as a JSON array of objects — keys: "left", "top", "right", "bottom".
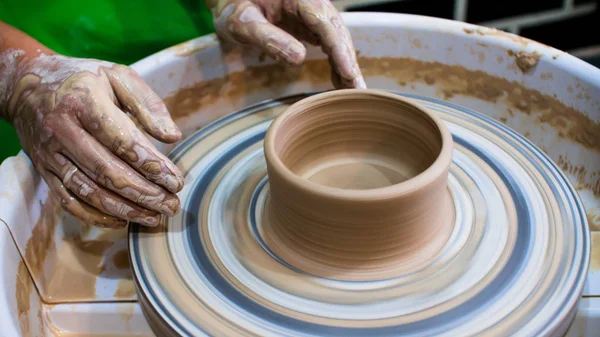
[{"left": 129, "top": 92, "right": 589, "bottom": 336}]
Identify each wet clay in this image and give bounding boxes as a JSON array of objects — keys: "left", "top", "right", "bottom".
[
  {"left": 591, "top": 232, "right": 600, "bottom": 272},
  {"left": 164, "top": 56, "right": 600, "bottom": 155},
  {"left": 15, "top": 191, "right": 58, "bottom": 336},
  {"left": 117, "top": 303, "right": 135, "bottom": 332},
  {"left": 114, "top": 278, "right": 136, "bottom": 299},
  {"left": 507, "top": 50, "right": 541, "bottom": 74},
  {"left": 557, "top": 155, "right": 600, "bottom": 198},
  {"left": 45, "top": 233, "right": 113, "bottom": 302},
  {"left": 263, "top": 90, "right": 454, "bottom": 281},
  {"left": 16, "top": 260, "right": 45, "bottom": 337},
  {"left": 462, "top": 26, "right": 533, "bottom": 47},
  {"left": 15, "top": 261, "right": 31, "bottom": 336},
  {"left": 23, "top": 191, "right": 62, "bottom": 295},
  {"left": 162, "top": 56, "right": 600, "bottom": 227},
  {"left": 112, "top": 249, "right": 130, "bottom": 270}
]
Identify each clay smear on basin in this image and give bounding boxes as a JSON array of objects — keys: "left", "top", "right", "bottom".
[
  {"left": 164, "top": 56, "right": 600, "bottom": 155},
  {"left": 163, "top": 55, "right": 600, "bottom": 232},
  {"left": 16, "top": 260, "right": 46, "bottom": 337},
  {"left": 263, "top": 90, "right": 454, "bottom": 281},
  {"left": 45, "top": 233, "right": 114, "bottom": 302}
]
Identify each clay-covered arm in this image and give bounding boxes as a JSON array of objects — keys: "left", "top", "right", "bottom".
[
  {"left": 205, "top": 0, "right": 366, "bottom": 89},
  {"left": 0, "top": 21, "right": 184, "bottom": 229},
  {"left": 0, "top": 21, "right": 54, "bottom": 119}
]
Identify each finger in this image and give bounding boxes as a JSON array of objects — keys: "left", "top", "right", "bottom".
[
  {"left": 40, "top": 169, "right": 127, "bottom": 229},
  {"left": 105, "top": 65, "right": 182, "bottom": 144},
  {"left": 74, "top": 93, "right": 184, "bottom": 194},
  {"left": 52, "top": 118, "right": 180, "bottom": 216},
  {"left": 47, "top": 153, "right": 161, "bottom": 227},
  {"left": 279, "top": 20, "right": 320, "bottom": 46},
  {"left": 328, "top": 58, "right": 344, "bottom": 91},
  {"left": 291, "top": 0, "right": 366, "bottom": 88},
  {"left": 217, "top": 1, "right": 306, "bottom": 65}
]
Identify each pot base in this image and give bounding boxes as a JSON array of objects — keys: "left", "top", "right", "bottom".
[{"left": 262, "top": 188, "right": 454, "bottom": 281}]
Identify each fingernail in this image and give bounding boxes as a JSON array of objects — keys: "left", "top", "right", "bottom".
[
  {"left": 284, "top": 42, "right": 306, "bottom": 65},
  {"left": 165, "top": 125, "right": 181, "bottom": 135},
  {"left": 143, "top": 216, "right": 160, "bottom": 227},
  {"left": 165, "top": 174, "right": 185, "bottom": 193},
  {"left": 162, "top": 126, "right": 182, "bottom": 142}
]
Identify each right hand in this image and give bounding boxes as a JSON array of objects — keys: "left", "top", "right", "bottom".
[{"left": 4, "top": 52, "right": 184, "bottom": 229}]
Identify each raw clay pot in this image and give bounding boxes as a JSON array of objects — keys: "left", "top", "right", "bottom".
[{"left": 263, "top": 89, "right": 455, "bottom": 281}]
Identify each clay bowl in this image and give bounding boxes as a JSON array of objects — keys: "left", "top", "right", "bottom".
[{"left": 263, "top": 89, "right": 455, "bottom": 281}]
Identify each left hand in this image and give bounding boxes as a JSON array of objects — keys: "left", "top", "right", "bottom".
[{"left": 208, "top": 0, "right": 366, "bottom": 89}]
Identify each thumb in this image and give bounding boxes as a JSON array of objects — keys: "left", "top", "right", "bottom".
[{"left": 214, "top": 1, "right": 307, "bottom": 65}]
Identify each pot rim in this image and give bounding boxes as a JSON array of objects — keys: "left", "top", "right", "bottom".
[{"left": 264, "top": 89, "right": 454, "bottom": 201}]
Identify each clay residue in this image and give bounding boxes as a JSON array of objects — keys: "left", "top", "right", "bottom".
[
  {"left": 112, "top": 249, "right": 130, "bottom": 270},
  {"left": 423, "top": 75, "right": 436, "bottom": 85},
  {"left": 361, "top": 57, "right": 600, "bottom": 153},
  {"left": 164, "top": 56, "right": 600, "bottom": 155},
  {"left": 463, "top": 28, "right": 483, "bottom": 35},
  {"left": 114, "top": 278, "right": 136, "bottom": 299},
  {"left": 169, "top": 37, "right": 218, "bottom": 57},
  {"left": 477, "top": 52, "right": 485, "bottom": 64},
  {"left": 591, "top": 232, "right": 600, "bottom": 272},
  {"left": 587, "top": 213, "right": 600, "bottom": 231},
  {"left": 23, "top": 192, "right": 61, "bottom": 293},
  {"left": 507, "top": 50, "right": 542, "bottom": 73},
  {"left": 464, "top": 27, "right": 533, "bottom": 47},
  {"left": 16, "top": 261, "right": 37, "bottom": 337},
  {"left": 15, "top": 191, "right": 59, "bottom": 336},
  {"left": 557, "top": 155, "right": 600, "bottom": 199},
  {"left": 45, "top": 233, "right": 113, "bottom": 302},
  {"left": 410, "top": 38, "right": 423, "bottom": 48},
  {"left": 163, "top": 60, "right": 330, "bottom": 120},
  {"left": 540, "top": 72, "right": 553, "bottom": 80},
  {"left": 117, "top": 304, "right": 135, "bottom": 332}
]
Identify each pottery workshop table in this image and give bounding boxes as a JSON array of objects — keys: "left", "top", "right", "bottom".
[{"left": 1, "top": 12, "right": 600, "bottom": 337}]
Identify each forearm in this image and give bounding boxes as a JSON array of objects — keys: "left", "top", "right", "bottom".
[
  {"left": 0, "top": 21, "right": 54, "bottom": 120},
  {"left": 204, "top": 0, "right": 219, "bottom": 10}
]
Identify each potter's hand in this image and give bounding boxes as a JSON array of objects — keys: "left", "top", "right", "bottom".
[
  {"left": 208, "top": 0, "right": 365, "bottom": 89},
  {"left": 2, "top": 52, "right": 184, "bottom": 229}
]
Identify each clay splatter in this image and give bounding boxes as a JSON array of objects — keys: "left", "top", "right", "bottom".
[
  {"left": 16, "top": 261, "right": 34, "bottom": 336},
  {"left": 507, "top": 50, "right": 542, "bottom": 73},
  {"left": 45, "top": 233, "right": 113, "bottom": 302},
  {"left": 114, "top": 278, "right": 136, "bottom": 299},
  {"left": 591, "top": 232, "right": 600, "bottom": 272},
  {"left": 23, "top": 191, "right": 61, "bottom": 294},
  {"left": 112, "top": 249, "right": 130, "bottom": 270},
  {"left": 164, "top": 56, "right": 600, "bottom": 155}
]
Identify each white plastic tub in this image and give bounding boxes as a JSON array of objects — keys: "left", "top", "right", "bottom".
[{"left": 1, "top": 13, "right": 600, "bottom": 336}]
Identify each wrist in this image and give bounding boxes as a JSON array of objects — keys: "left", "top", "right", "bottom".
[
  {"left": 0, "top": 49, "right": 26, "bottom": 122},
  {"left": 0, "top": 21, "right": 55, "bottom": 122},
  {"left": 0, "top": 48, "right": 57, "bottom": 123}
]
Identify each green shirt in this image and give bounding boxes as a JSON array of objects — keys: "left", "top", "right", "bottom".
[{"left": 0, "top": 0, "right": 216, "bottom": 160}]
